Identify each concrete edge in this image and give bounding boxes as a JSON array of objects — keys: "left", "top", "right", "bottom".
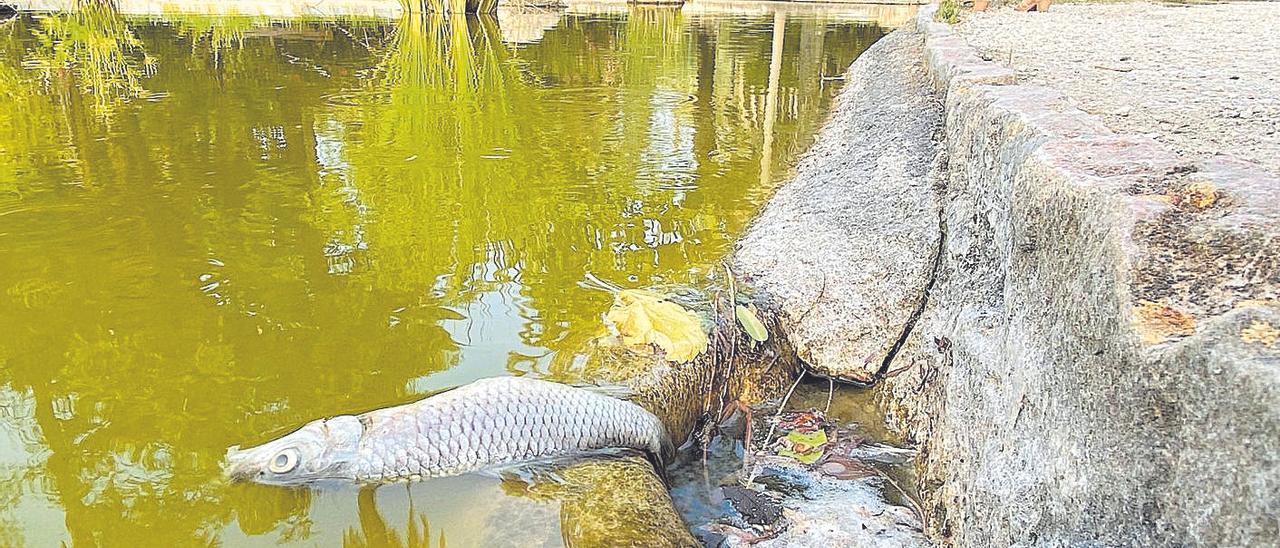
[
  {"left": 914, "top": 4, "right": 1280, "bottom": 340},
  {"left": 889, "top": 5, "right": 1279, "bottom": 544}
]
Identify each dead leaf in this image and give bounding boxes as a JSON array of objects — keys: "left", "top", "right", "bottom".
[
  {"left": 720, "top": 486, "right": 783, "bottom": 527},
  {"left": 1241, "top": 320, "right": 1278, "bottom": 347},
  {"left": 777, "top": 410, "right": 826, "bottom": 432},
  {"left": 777, "top": 429, "right": 828, "bottom": 464},
  {"left": 605, "top": 289, "right": 708, "bottom": 363}
]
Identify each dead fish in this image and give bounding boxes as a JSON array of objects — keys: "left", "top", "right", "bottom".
[{"left": 224, "top": 376, "right": 672, "bottom": 485}]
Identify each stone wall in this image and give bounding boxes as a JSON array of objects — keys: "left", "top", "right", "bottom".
[
  {"left": 739, "top": 6, "right": 1278, "bottom": 546},
  {"left": 880, "top": 8, "right": 1280, "bottom": 545}
]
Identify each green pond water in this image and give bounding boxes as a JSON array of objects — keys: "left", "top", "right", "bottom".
[{"left": 0, "top": 5, "right": 885, "bottom": 546}]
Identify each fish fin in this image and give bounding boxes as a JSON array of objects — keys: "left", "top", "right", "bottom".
[
  {"left": 476, "top": 448, "right": 647, "bottom": 486},
  {"left": 479, "top": 460, "right": 567, "bottom": 487},
  {"left": 570, "top": 382, "right": 634, "bottom": 400}
]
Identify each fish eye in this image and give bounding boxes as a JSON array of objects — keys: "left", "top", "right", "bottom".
[{"left": 268, "top": 448, "right": 299, "bottom": 474}]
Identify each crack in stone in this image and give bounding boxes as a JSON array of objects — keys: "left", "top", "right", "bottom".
[{"left": 872, "top": 161, "right": 948, "bottom": 385}]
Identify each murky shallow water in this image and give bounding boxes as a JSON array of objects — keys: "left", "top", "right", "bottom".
[{"left": 0, "top": 5, "right": 886, "bottom": 545}]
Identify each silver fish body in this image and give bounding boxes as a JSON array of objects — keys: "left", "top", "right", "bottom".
[{"left": 225, "top": 376, "right": 672, "bottom": 485}]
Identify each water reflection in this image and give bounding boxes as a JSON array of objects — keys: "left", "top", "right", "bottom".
[
  {"left": 345, "top": 487, "right": 445, "bottom": 548},
  {"left": 22, "top": 1, "right": 156, "bottom": 117},
  {"left": 0, "top": 6, "right": 883, "bottom": 544}
]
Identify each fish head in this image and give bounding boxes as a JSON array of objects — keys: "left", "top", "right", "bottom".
[{"left": 225, "top": 415, "right": 364, "bottom": 485}]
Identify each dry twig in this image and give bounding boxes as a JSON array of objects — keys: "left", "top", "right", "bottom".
[
  {"left": 824, "top": 377, "right": 834, "bottom": 416},
  {"left": 748, "top": 370, "right": 806, "bottom": 482}
]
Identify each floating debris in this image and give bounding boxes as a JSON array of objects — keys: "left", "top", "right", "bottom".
[
  {"left": 818, "top": 456, "right": 878, "bottom": 481},
  {"left": 720, "top": 485, "right": 783, "bottom": 527},
  {"left": 605, "top": 289, "right": 708, "bottom": 363}
]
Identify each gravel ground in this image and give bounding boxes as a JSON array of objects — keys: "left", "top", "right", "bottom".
[{"left": 955, "top": 2, "right": 1280, "bottom": 177}]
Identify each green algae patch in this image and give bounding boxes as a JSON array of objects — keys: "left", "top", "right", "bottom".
[{"left": 505, "top": 456, "right": 699, "bottom": 547}]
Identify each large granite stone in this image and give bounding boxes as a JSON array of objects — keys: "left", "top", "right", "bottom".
[{"left": 736, "top": 30, "right": 943, "bottom": 385}]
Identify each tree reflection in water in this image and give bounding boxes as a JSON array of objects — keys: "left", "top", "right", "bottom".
[{"left": 0, "top": 5, "right": 883, "bottom": 544}]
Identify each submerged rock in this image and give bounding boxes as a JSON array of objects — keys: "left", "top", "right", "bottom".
[
  {"left": 747, "top": 465, "right": 927, "bottom": 548},
  {"left": 491, "top": 455, "right": 700, "bottom": 547}
]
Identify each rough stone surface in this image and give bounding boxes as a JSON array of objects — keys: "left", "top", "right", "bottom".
[
  {"left": 735, "top": 30, "right": 943, "bottom": 384},
  {"left": 746, "top": 459, "right": 929, "bottom": 548},
  {"left": 872, "top": 6, "right": 1280, "bottom": 547},
  {"left": 737, "top": 4, "right": 1279, "bottom": 546},
  {"left": 955, "top": 3, "right": 1280, "bottom": 179}
]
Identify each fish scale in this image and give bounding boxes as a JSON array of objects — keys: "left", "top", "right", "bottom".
[{"left": 343, "top": 377, "right": 668, "bottom": 482}]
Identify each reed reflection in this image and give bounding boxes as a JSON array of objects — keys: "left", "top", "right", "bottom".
[{"left": 25, "top": 0, "right": 155, "bottom": 118}]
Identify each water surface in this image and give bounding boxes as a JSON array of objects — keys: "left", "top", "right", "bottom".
[{"left": 0, "top": 5, "right": 884, "bottom": 545}]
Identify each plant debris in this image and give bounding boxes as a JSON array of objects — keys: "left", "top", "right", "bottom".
[
  {"left": 765, "top": 411, "right": 844, "bottom": 466},
  {"left": 720, "top": 485, "right": 784, "bottom": 527},
  {"left": 735, "top": 304, "right": 769, "bottom": 344},
  {"left": 817, "top": 457, "right": 878, "bottom": 481},
  {"left": 605, "top": 289, "right": 708, "bottom": 363},
  {"left": 697, "top": 486, "right": 787, "bottom": 546},
  {"left": 776, "top": 429, "right": 827, "bottom": 464},
  {"left": 687, "top": 400, "right": 928, "bottom": 546},
  {"left": 1241, "top": 320, "right": 1278, "bottom": 347}
]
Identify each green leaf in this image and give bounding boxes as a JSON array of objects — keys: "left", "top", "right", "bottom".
[
  {"left": 735, "top": 304, "right": 768, "bottom": 343},
  {"left": 777, "top": 429, "right": 828, "bottom": 464}
]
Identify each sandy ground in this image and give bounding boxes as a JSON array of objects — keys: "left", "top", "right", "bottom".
[{"left": 955, "top": 2, "right": 1280, "bottom": 177}]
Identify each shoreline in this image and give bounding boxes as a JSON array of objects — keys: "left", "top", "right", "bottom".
[{"left": 10, "top": 0, "right": 925, "bottom": 21}]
